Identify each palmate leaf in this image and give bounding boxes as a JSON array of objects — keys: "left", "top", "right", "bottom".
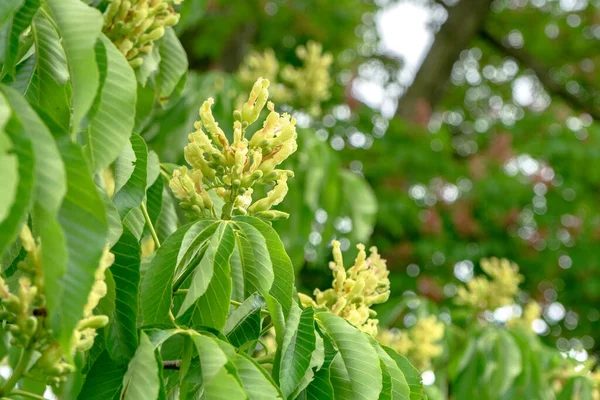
[
  {"left": 1, "top": 0, "right": 38, "bottom": 75},
  {"left": 0, "top": 96, "right": 17, "bottom": 223},
  {"left": 156, "top": 27, "right": 187, "bottom": 104},
  {"left": 107, "top": 228, "right": 141, "bottom": 365},
  {"left": 232, "top": 353, "right": 283, "bottom": 400},
  {"left": 278, "top": 305, "right": 317, "bottom": 399},
  {"left": 30, "top": 12, "right": 70, "bottom": 130},
  {"left": 0, "top": 1, "right": 24, "bottom": 34},
  {"left": 370, "top": 340, "right": 410, "bottom": 400},
  {"left": 84, "top": 35, "right": 136, "bottom": 172},
  {"left": 113, "top": 134, "right": 148, "bottom": 218},
  {"left": 0, "top": 85, "right": 68, "bottom": 322},
  {"left": 46, "top": 0, "right": 102, "bottom": 134},
  {"left": 233, "top": 216, "right": 294, "bottom": 339},
  {"left": 190, "top": 334, "right": 247, "bottom": 399},
  {"left": 316, "top": 312, "right": 383, "bottom": 400},
  {"left": 141, "top": 223, "right": 193, "bottom": 325},
  {"left": 141, "top": 220, "right": 218, "bottom": 325},
  {"left": 78, "top": 350, "right": 126, "bottom": 400},
  {"left": 233, "top": 216, "right": 294, "bottom": 315},
  {"left": 487, "top": 330, "right": 522, "bottom": 398},
  {"left": 176, "top": 222, "right": 235, "bottom": 331},
  {"left": 383, "top": 347, "right": 425, "bottom": 400},
  {"left": 121, "top": 332, "right": 161, "bottom": 400},
  {"left": 0, "top": 90, "right": 34, "bottom": 259},
  {"left": 54, "top": 140, "right": 108, "bottom": 349},
  {"left": 223, "top": 293, "right": 264, "bottom": 348}
]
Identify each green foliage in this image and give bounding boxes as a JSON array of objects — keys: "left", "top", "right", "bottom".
[{"left": 0, "top": 2, "right": 424, "bottom": 399}]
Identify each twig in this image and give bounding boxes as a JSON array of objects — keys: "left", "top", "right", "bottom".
[
  {"left": 163, "top": 360, "right": 181, "bottom": 370},
  {"left": 141, "top": 202, "right": 161, "bottom": 249}
]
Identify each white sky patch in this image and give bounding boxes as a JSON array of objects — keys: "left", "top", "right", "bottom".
[{"left": 376, "top": 2, "right": 433, "bottom": 85}]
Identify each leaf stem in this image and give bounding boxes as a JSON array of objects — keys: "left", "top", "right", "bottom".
[
  {"left": 259, "top": 322, "right": 273, "bottom": 337},
  {"left": 254, "top": 353, "right": 275, "bottom": 364},
  {"left": 2, "top": 346, "right": 35, "bottom": 395},
  {"left": 10, "top": 390, "right": 46, "bottom": 400},
  {"left": 141, "top": 202, "right": 161, "bottom": 249}
]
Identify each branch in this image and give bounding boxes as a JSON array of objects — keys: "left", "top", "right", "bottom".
[
  {"left": 395, "top": 0, "right": 493, "bottom": 122},
  {"left": 480, "top": 28, "right": 600, "bottom": 120},
  {"left": 163, "top": 360, "right": 181, "bottom": 370}
]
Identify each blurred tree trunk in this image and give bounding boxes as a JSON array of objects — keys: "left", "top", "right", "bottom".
[{"left": 395, "top": 0, "right": 493, "bottom": 123}]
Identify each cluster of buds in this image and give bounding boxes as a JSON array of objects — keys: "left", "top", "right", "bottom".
[
  {"left": 103, "top": 0, "right": 183, "bottom": 68},
  {"left": 170, "top": 78, "right": 298, "bottom": 220},
  {"left": 238, "top": 49, "right": 292, "bottom": 104},
  {"left": 238, "top": 42, "right": 332, "bottom": 116},
  {"left": 377, "top": 316, "right": 445, "bottom": 371},
  {"left": 299, "top": 241, "right": 390, "bottom": 336},
  {"left": 281, "top": 42, "right": 333, "bottom": 116},
  {"left": 0, "top": 226, "right": 112, "bottom": 386},
  {"left": 455, "top": 257, "right": 523, "bottom": 311}
]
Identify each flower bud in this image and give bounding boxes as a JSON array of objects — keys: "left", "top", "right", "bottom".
[
  {"left": 252, "top": 210, "right": 290, "bottom": 221},
  {"left": 241, "top": 78, "right": 269, "bottom": 126}
]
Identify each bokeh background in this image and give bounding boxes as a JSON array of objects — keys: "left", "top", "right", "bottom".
[{"left": 143, "top": 0, "right": 600, "bottom": 364}]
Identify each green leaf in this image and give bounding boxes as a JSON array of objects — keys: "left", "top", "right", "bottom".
[
  {"left": 557, "top": 376, "right": 594, "bottom": 400},
  {"left": 141, "top": 220, "right": 218, "bottom": 325},
  {"left": 1, "top": 85, "right": 68, "bottom": 310},
  {"left": 0, "top": 1, "right": 24, "bottom": 34},
  {"left": 340, "top": 170, "right": 377, "bottom": 242},
  {"left": 177, "top": 222, "right": 235, "bottom": 320},
  {"left": 234, "top": 216, "right": 294, "bottom": 316},
  {"left": 232, "top": 220, "right": 274, "bottom": 296},
  {"left": 379, "top": 359, "right": 393, "bottom": 400},
  {"left": 382, "top": 347, "right": 425, "bottom": 400},
  {"left": 232, "top": 353, "right": 283, "bottom": 400},
  {"left": 0, "top": 99, "right": 17, "bottom": 223},
  {"left": 316, "top": 312, "right": 383, "bottom": 400},
  {"left": 371, "top": 341, "right": 410, "bottom": 400},
  {"left": 279, "top": 305, "right": 317, "bottom": 399},
  {"left": 488, "top": 330, "right": 522, "bottom": 398},
  {"left": 107, "top": 228, "right": 141, "bottom": 365},
  {"left": 223, "top": 293, "right": 264, "bottom": 348},
  {"left": 156, "top": 27, "right": 188, "bottom": 103},
  {"left": 113, "top": 134, "right": 148, "bottom": 218},
  {"left": 84, "top": 35, "right": 136, "bottom": 172},
  {"left": 54, "top": 140, "right": 108, "bottom": 349},
  {"left": 78, "top": 351, "right": 125, "bottom": 400},
  {"left": 121, "top": 332, "right": 160, "bottom": 400},
  {"left": 0, "top": 91, "right": 34, "bottom": 260},
  {"left": 98, "top": 186, "right": 123, "bottom": 247},
  {"left": 1, "top": 0, "right": 38, "bottom": 75},
  {"left": 140, "top": 223, "right": 193, "bottom": 325},
  {"left": 30, "top": 12, "right": 70, "bottom": 130},
  {"left": 190, "top": 334, "right": 247, "bottom": 399},
  {"left": 46, "top": 0, "right": 103, "bottom": 134}
]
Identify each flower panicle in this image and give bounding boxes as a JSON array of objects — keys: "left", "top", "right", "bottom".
[
  {"left": 455, "top": 257, "right": 523, "bottom": 311},
  {"left": 103, "top": 0, "right": 183, "bottom": 68},
  {"left": 0, "top": 225, "right": 112, "bottom": 386},
  {"left": 170, "top": 78, "right": 297, "bottom": 221},
  {"left": 299, "top": 241, "right": 390, "bottom": 336}
]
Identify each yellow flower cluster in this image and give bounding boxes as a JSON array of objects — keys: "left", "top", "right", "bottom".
[
  {"left": 299, "top": 241, "right": 390, "bottom": 336},
  {"left": 103, "top": 0, "right": 182, "bottom": 68},
  {"left": 238, "top": 42, "right": 333, "bottom": 116},
  {"left": 170, "top": 78, "right": 298, "bottom": 220},
  {"left": 377, "top": 316, "right": 445, "bottom": 371},
  {"left": 509, "top": 301, "right": 541, "bottom": 331},
  {"left": 0, "top": 226, "right": 111, "bottom": 385},
  {"left": 238, "top": 50, "right": 292, "bottom": 104},
  {"left": 455, "top": 257, "right": 523, "bottom": 311}
]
